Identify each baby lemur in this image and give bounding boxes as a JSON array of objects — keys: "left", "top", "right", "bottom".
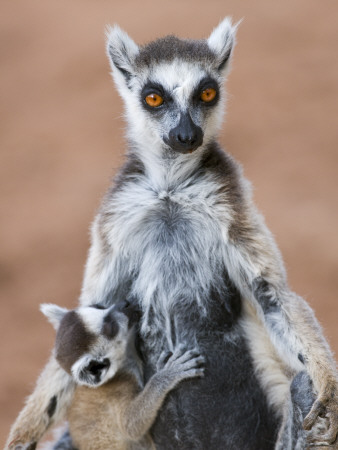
[
  {"left": 7, "top": 17, "right": 338, "bottom": 449},
  {"left": 12, "top": 301, "right": 204, "bottom": 450}
]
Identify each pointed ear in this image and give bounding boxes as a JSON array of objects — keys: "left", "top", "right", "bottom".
[
  {"left": 40, "top": 303, "right": 68, "bottom": 330},
  {"left": 105, "top": 25, "right": 139, "bottom": 86},
  {"left": 207, "top": 17, "right": 240, "bottom": 72}
]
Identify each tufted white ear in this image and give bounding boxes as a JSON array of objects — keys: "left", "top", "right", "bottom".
[
  {"left": 40, "top": 303, "right": 68, "bottom": 330},
  {"left": 207, "top": 17, "right": 240, "bottom": 72},
  {"left": 105, "top": 25, "right": 139, "bottom": 87}
]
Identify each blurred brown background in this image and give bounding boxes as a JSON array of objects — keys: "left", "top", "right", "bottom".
[{"left": 1, "top": 0, "right": 337, "bottom": 445}]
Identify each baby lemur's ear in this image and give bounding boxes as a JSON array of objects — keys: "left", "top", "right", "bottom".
[
  {"left": 207, "top": 17, "right": 240, "bottom": 73},
  {"left": 40, "top": 303, "right": 68, "bottom": 330},
  {"left": 105, "top": 25, "right": 139, "bottom": 87}
]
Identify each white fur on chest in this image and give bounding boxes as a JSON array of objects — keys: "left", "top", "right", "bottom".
[
  {"left": 106, "top": 171, "right": 232, "bottom": 336},
  {"left": 109, "top": 171, "right": 231, "bottom": 251}
]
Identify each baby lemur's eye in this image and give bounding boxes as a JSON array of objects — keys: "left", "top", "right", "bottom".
[
  {"left": 90, "top": 303, "right": 107, "bottom": 310},
  {"left": 145, "top": 93, "right": 164, "bottom": 108},
  {"left": 200, "top": 88, "right": 217, "bottom": 103}
]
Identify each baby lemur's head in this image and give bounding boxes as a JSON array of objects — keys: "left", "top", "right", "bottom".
[
  {"left": 41, "top": 301, "right": 141, "bottom": 387},
  {"left": 106, "top": 18, "right": 239, "bottom": 157}
]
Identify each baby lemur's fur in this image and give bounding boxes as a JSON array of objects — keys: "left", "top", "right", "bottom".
[
  {"left": 7, "top": 17, "right": 338, "bottom": 449},
  {"left": 26, "top": 301, "right": 204, "bottom": 450}
]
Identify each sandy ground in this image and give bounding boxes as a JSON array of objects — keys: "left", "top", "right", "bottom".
[{"left": 1, "top": 0, "right": 337, "bottom": 446}]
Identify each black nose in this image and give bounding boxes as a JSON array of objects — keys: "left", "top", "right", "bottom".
[
  {"left": 86, "top": 358, "right": 110, "bottom": 377},
  {"left": 166, "top": 113, "right": 203, "bottom": 153}
]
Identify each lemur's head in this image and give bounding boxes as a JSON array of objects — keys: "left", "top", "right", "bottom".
[
  {"left": 106, "top": 18, "right": 238, "bottom": 157},
  {"left": 41, "top": 301, "right": 141, "bottom": 387}
]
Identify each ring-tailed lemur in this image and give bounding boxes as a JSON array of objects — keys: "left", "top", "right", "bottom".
[
  {"left": 7, "top": 18, "right": 338, "bottom": 449},
  {"left": 34, "top": 301, "right": 203, "bottom": 450}
]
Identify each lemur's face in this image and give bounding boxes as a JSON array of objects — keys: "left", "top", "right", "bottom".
[
  {"left": 41, "top": 301, "right": 141, "bottom": 387},
  {"left": 106, "top": 18, "right": 238, "bottom": 156},
  {"left": 137, "top": 61, "right": 219, "bottom": 154}
]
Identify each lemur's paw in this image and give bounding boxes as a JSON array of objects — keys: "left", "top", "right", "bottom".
[
  {"left": 6, "top": 405, "right": 52, "bottom": 450},
  {"left": 158, "top": 345, "right": 205, "bottom": 379},
  {"left": 304, "top": 388, "right": 338, "bottom": 446}
]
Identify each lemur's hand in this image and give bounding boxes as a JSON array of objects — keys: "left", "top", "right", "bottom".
[
  {"left": 304, "top": 380, "right": 338, "bottom": 446},
  {"left": 156, "top": 345, "right": 205, "bottom": 383}
]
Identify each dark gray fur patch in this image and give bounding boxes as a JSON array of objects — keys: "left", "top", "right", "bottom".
[
  {"left": 55, "top": 311, "right": 95, "bottom": 374},
  {"left": 290, "top": 371, "right": 315, "bottom": 417},
  {"left": 101, "top": 311, "right": 119, "bottom": 339},
  {"left": 197, "top": 141, "right": 267, "bottom": 251},
  {"left": 106, "top": 152, "right": 145, "bottom": 197},
  {"left": 46, "top": 395, "right": 57, "bottom": 418},
  {"left": 200, "top": 141, "right": 246, "bottom": 218},
  {"left": 52, "top": 431, "right": 77, "bottom": 450},
  {"left": 252, "top": 277, "right": 281, "bottom": 314},
  {"left": 135, "top": 36, "right": 216, "bottom": 68},
  {"left": 277, "top": 371, "right": 315, "bottom": 449}
]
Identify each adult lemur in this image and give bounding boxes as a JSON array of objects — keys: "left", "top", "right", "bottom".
[{"left": 7, "top": 18, "right": 338, "bottom": 449}]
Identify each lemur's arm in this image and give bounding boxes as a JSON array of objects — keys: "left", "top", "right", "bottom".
[
  {"left": 223, "top": 204, "right": 338, "bottom": 445},
  {"left": 6, "top": 356, "right": 75, "bottom": 450},
  {"left": 118, "top": 347, "right": 204, "bottom": 442}
]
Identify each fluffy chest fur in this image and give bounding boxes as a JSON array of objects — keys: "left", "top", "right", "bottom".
[{"left": 104, "top": 156, "right": 236, "bottom": 346}]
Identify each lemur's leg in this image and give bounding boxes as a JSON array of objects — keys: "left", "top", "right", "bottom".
[
  {"left": 223, "top": 213, "right": 338, "bottom": 446},
  {"left": 118, "top": 347, "right": 204, "bottom": 442},
  {"left": 6, "top": 356, "right": 75, "bottom": 450}
]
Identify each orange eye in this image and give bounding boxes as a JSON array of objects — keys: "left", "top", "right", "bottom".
[
  {"left": 200, "top": 88, "right": 217, "bottom": 103},
  {"left": 145, "top": 93, "right": 164, "bottom": 107}
]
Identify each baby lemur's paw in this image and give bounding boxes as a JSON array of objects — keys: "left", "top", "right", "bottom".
[
  {"left": 7, "top": 429, "right": 41, "bottom": 450},
  {"left": 6, "top": 395, "right": 56, "bottom": 450},
  {"left": 157, "top": 345, "right": 205, "bottom": 381},
  {"left": 7, "top": 438, "right": 37, "bottom": 450}
]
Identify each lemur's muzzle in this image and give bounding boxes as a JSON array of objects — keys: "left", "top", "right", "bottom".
[{"left": 166, "top": 113, "right": 203, "bottom": 154}]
